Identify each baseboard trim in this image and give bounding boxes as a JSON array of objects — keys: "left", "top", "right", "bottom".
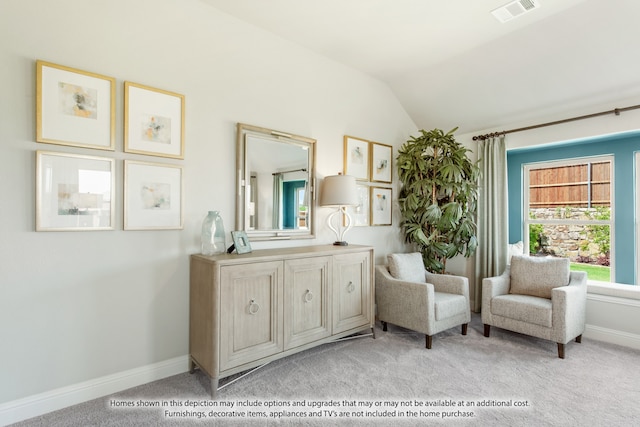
[
  {"left": 584, "top": 324, "right": 640, "bottom": 351},
  {"left": 0, "top": 355, "right": 189, "bottom": 426}
]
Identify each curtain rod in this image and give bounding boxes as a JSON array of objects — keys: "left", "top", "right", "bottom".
[
  {"left": 472, "top": 104, "right": 640, "bottom": 141},
  {"left": 272, "top": 168, "right": 307, "bottom": 175}
]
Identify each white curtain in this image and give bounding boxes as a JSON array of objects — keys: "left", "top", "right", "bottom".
[{"left": 474, "top": 135, "right": 508, "bottom": 312}]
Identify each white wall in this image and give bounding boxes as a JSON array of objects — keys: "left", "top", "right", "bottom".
[{"left": 0, "top": 0, "right": 415, "bottom": 411}]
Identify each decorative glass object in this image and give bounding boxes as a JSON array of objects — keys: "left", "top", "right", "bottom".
[{"left": 201, "top": 211, "right": 226, "bottom": 255}]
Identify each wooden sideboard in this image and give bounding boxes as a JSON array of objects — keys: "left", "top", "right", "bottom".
[{"left": 189, "top": 244, "right": 375, "bottom": 397}]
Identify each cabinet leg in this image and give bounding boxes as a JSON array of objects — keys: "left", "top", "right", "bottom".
[
  {"left": 382, "top": 321, "right": 388, "bottom": 331},
  {"left": 371, "top": 327, "right": 376, "bottom": 339},
  {"left": 210, "top": 377, "right": 219, "bottom": 399},
  {"left": 189, "top": 358, "right": 196, "bottom": 374}
]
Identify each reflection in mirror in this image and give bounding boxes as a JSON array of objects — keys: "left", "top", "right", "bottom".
[{"left": 236, "top": 123, "right": 316, "bottom": 241}]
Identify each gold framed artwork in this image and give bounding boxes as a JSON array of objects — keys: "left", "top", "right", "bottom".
[
  {"left": 36, "top": 150, "right": 115, "bottom": 231},
  {"left": 36, "top": 60, "right": 116, "bottom": 150},
  {"left": 371, "top": 186, "right": 392, "bottom": 226},
  {"left": 345, "top": 183, "right": 370, "bottom": 227},
  {"left": 371, "top": 141, "right": 392, "bottom": 183},
  {"left": 124, "top": 82, "right": 185, "bottom": 159},
  {"left": 343, "top": 136, "right": 370, "bottom": 180},
  {"left": 124, "top": 160, "right": 184, "bottom": 230}
]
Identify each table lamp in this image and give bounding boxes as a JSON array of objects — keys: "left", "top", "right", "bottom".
[{"left": 319, "top": 174, "right": 358, "bottom": 245}]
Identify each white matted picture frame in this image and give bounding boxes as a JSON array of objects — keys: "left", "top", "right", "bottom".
[
  {"left": 371, "top": 186, "right": 392, "bottom": 226},
  {"left": 36, "top": 150, "right": 115, "bottom": 231},
  {"left": 345, "top": 183, "right": 370, "bottom": 227},
  {"left": 36, "top": 60, "right": 115, "bottom": 150},
  {"left": 343, "top": 136, "right": 370, "bottom": 180},
  {"left": 371, "top": 141, "right": 392, "bottom": 183},
  {"left": 124, "top": 160, "right": 183, "bottom": 230},
  {"left": 124, "top": 82, "right": 185, "bottom": 159}
]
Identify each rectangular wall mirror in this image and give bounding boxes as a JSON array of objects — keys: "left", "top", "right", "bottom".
[{"left": 235, "top": 123, "right": 316, "bottom": 241}]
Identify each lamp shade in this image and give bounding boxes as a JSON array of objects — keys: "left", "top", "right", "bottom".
[{"left": 319, "top": 174, "right": 358, "bottom": 207}]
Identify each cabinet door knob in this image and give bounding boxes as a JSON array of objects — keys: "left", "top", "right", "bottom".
[
  {"left": 248, "top": 299, "right": 260, "bottom": 315},
  {"left": 347, "top": 281, "right": 356, "bottom": 293},
  {"left": 304, "top": 289, "right": 314, "bottom": 303}
]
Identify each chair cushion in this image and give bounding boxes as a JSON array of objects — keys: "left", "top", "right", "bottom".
[
  {"left": 491, "top": 294, "right": 553, "bottom": 328},
  {"left": 434, "top": 292, "right": 467, "bottom": 321},
  {"left": 509, "top": 255, "right": 570, "bottom": 299},
  {"left": 387, "top": 253, "right": 425, "bottom": 283}
]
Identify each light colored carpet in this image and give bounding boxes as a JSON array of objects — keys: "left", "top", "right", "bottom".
[{"left": 12, "top": 314, "right": 640, "bottom": 426}]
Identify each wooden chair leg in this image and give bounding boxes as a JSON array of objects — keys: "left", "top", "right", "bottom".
[
  {"left": 575, "top": 334, "right": 582, "bottom": 343},
  {"left": 483, "top": 324, "right": 490, "bottom": 337},
  {"left": 382, "top": 321, "right": 388, "bottom": 331},
  {"left": 557, "top": 343, "right": 565, "bottom": 359},
  {"left": 462, "top": 323, "right": 468, "bottom": 335},
  {"left": 426, "top": 335, "right": 432, "bottom": 349}
]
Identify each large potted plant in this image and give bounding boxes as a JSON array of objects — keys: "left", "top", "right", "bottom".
[{"left": 397, "top": 128, "right": 480, "bottom": 273}]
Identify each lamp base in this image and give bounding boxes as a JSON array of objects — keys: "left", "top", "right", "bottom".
[{"left": 333, "top": 241, "right": 348, "bottom": 246}]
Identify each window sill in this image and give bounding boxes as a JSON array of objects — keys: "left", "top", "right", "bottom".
[{"left": 587, "top": 281, "right": 640, "bottom": 301}]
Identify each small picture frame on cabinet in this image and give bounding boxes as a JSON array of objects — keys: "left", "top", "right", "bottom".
[{"left": 231, "top": 230, "right": 253, "bottom": 254}]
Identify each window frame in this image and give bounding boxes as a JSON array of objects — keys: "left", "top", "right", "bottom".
[
  {"left": 636, "top": 152, "right": 640, "bottom": 285},
  {"left": 523, "top": 154, "right": 615, "bottom": 283}
]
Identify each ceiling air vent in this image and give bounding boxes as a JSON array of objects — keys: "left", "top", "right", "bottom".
[{"left": 491, "top": 0, "right": 540, "bottom": 23}]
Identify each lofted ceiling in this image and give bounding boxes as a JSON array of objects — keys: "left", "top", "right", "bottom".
[{"left": 201, "top": 0, "right": 640, "bottom": 135}]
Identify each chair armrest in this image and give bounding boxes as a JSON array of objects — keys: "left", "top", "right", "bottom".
[
  {"left": 375, "top": 265, "right": 434, "bottom": 329},
  {"left": 426, "top": 271, "right": 469, "bottom": 299},
  {"left": 551, "top": 271, "right": 587, "bottom": 342},
  {"left": 481, "top": 267, "right": 510, "bottom": 320},
  {"left": 482, "top": 267, "right": 511, "bottom": 297}
]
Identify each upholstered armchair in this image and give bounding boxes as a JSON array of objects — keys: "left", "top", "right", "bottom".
[
  {"left": 482, "top": 255, "right": 587, "bottom": 358},
  {"left": 375, "top": 253, "right": 470, "bottom": 349}
]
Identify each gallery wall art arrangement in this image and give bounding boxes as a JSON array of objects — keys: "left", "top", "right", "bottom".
[
  {"left": 35, "top": 60, "right": 185, "bottom": 231},
  {"left": 343, "top": 135, "right": 393, "bottom": 227}
]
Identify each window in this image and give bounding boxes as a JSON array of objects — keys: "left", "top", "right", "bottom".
[
  {"left": 508, "top": 132, "right": 640, "bottom": 285},
  {"left": 523, "top": 156, "right": 614, "bottom": 282}
]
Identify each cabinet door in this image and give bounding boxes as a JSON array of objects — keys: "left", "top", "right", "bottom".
[
  {"left": 219, "top": 261, "right": 283, "bottom": 371},
  {"left": 332, "top": 251, "right": 372, "bottom": 334},
  {"left": 284, "top": 256, "right": 331, "bottom": 350}
]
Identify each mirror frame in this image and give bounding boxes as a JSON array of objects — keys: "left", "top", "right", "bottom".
[{"left": 235, "top": 123, "right": 316, "bottom": 241}]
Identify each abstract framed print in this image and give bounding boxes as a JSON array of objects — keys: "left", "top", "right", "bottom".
[
  {"left": 371, "top": 186, "right": 392, "bottom": 226},
  {"left": 36, "top": 150, "right": 115, "bottom": 231},
  {"left": 343, "top": 135, "right": 370, "bottom": 180},
  {"left": 345, "top": 183, "right": 370, "bottom": 227},
  {"left": 124, "top": 82, "right": 185, "bottom": 159},
  {"left": 371, "top": 141, "right": 392, "bottom": 183},
  {"left": 36, "top": 60, "right": 115, "bottom": 150},
  {"left": 124, "top": 160, "right": 183, "bottom": 230}
]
